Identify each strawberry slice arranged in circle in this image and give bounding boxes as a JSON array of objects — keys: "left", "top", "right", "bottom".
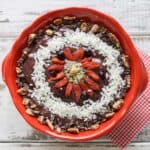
[
  {"left": 73, "top": 84, "right": 81, "bottom": 102},
  {"left": 64, "top": 47, "right": 74, "bottom": 60},
  {"left": 47, "top": 47, "right": 103, "bottom": 103},
  {"left": 65, "top": 83, "right": 73, "bottom": 97},
  {"left": 55, "top": 77, "right": 68, "bottom": 88},
  {"left": 72, "top": 48, "right": 84, "bottom": 60}
]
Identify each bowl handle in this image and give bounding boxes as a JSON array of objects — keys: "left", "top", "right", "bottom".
[
  {"left": 139, "top": 60, "right": 148, "bottom": 93},
  {"left": 2, "top": 54, "right": 10, "bottom": 84}
]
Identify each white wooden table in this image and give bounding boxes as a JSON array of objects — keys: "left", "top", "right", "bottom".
[{"left": 0, "top": 0, "right": 150, "bottom": 149}]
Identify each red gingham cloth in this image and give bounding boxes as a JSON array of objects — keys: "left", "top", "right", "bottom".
[{"left": 107, "top": 50, "right": 150, "bottom": 149}]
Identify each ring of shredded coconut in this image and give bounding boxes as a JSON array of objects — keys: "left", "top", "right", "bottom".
[{"left": 30, "top": 29, "right": 125, "bottom": 119}]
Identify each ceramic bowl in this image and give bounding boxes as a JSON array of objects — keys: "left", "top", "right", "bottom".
[{"left": 2, "top": 7, "right": 148, "bottom": 141}]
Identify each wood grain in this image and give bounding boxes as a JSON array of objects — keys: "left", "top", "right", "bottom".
[
  {"left": 0, "top": 0, "right": 150, "bottom": 149},
  {"left": 0, "top": 0, "right": 150, "bottom": 37},
  {"left": 1, "top": 142, "right": 150, "bottom": 150}
]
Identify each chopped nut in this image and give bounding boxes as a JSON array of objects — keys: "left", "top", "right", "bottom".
[
  {"left": 46, "top": 119, "right": 54, "bottom": 130},
  {"left": 22, "top": 97, "right": 31, "bottom": 105},
  {"left": 91, "top": 24, "right": 99, "bottom": 33},
  {"left": 99, "top": 26, "right": 107, "bottom": 34},
  {"left": 67, "top": 127, "right": 79, "bottom": 134},
  {"left": 113, "top": 99, "right": 124, "bottom": 110},
  {"left": 53, "top": 18, "right": 63, "bottom": 25},
  {"left": 16, "top": 67, "right": 22, "bottom": 74},
  {"left": 30, "top": 104, "right": 37, "bottom": 109},
  {"left": 28, "top": 33, "right": 36, "bottom": 45},
  {"left": 90, "top": 124, "right": 99, "bottom": 130},
  {"left": 80, "top": 22, "right": 88, "bottom": 32},
  {"left": 105, "top": 112, "right": 115, "bottom": 118},
  {"left": 32, "top": 110, "right": 40, "bottom": 115},
  {"left": 64, "top": 16, "right": 76, "bottom": 20},
  {"left": 45, "top": 29, "right": 54, "bottom": 36},
  {"left": 17, "top": 73, "right": 25, "bottom": 78},
  {"left": 23, "top": 50, "right": 28, "bottom": 55},
  {"left": 121, "top": 55, "right": 130, "bottom": 68},
  {"left": 38, "top": 116, "right": 45, "bottom": 124},
  {"left": 108, "top": 33, "right": 120, "bottom": 48},
  {"left": 17, "top": 87, "right": 28, "bottom": 95},
  {"left": 25, "top": 108, "right": 35, "bottom": 116},
  {"left": 102, "top": 118, "right": 107, "bottom": 122},
  {"left": 56, "top": 127, "right": 62, "bottom": 133},
  {"left": 126, "top": 75, "right": 131, "bottom": 88}
]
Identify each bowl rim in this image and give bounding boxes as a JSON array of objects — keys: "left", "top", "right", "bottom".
[{"left": 2, "top": 7, "right": 147, "bottom": 141}]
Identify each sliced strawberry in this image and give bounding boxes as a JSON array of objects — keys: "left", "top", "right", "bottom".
[
  {"left": 73, "top": 84, "right": 81, "bottom": 102},
  {"left": 48, "top": 72, "right": 65, "bottom": 81},
  {"left": 48, "top": 64, "right": 64, "bottom": 71},
  {"left": 51, "top": 57, "right": 65, "bottom": 65},
  {"left": 79, "top": 81, "right": 94, "bottom": 97},
  {"left": 55, "top": 77, "right": 68, "bottom": 88},
  {"left": 88, "top": 84, "right": 100, "bottom": 91},
  {"left": 82, "top": 61, "right": 100, "bottom": 69},
  {"left": 86, "top": 70, "right": 100, "bottom": 81},
  {"left": 64, "top": 47, "right": 73, "bottom": 60},
  {"left": 80, "top": 57, "right": 92, "bottom": 63},
  {"left": 65, "top": 83, "right": 73, "bottom": 97},
  {"left": 79, "top": 81, "right": 88, "bottom": 91},
  {"left": 85, "top": 77, "right": 100, "bottom": 91},
  {"left": 72, "top": 48, "right": 84, "bottom": 60}
]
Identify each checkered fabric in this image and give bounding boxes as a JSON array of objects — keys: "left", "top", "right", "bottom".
[{"left": 107, "top": 51, "right": 150, "bottom": 149}]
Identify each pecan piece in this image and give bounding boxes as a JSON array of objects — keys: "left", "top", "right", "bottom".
[
  {"left": 22, "top": 97, "right": 31, "bottom": 105},
  {"left": 67, "top": 127, "right": 79, "bottom": 134},
  {"left": 112, "top": 99, "right": 124, "bottom": 110},
  {"left": 25, "top": 108, "right": 35, "bottom": 116},
  {"left": 38, "top": 116, "right": 45, "bottom": 124},
  {"left": 91, "top": 24, "right": 99, "bottom": 33},
  {"left": 108, "top": 33, "right": 120, "bottom": 48},
  {"left": 80, "top": 22, "right": 88, "bottom": 32},
  {"left": 16, "top": 67, "right": 22, "bottom": 74},
  {"left": 105, "top": 112, "right": 115, "bottom": 119},
  {"left": 46, "top": 119, "right": 54, "bottom": 130},
  {"left": 126, "top": 75, "right": 131, "bottom": 88},
  {"left": 53, "top": 18, "right": 63, "bottom": 25},
  {"left": 56, "top": 127, "right": 62, "bottom": 133},
  {"left": 90, "top": 124, "right": 99, "bottom": 130},
  {"left": 121, "top": 54, "right": 130, "bottom": 68},
  {"left": 17, "top": 87, "right": 28, "bottom": 95},
  {"left": 45, "top": 29, "right": 54, "bottom": 36},
  {"left": 28, "top": 33, "right": 36, "bottom": 45},
  {"left": 30, "top": 104, "right": 37, "bottom": 109},
  {"left": 64, "top": 16, "right": 76, "bottom": 20}
]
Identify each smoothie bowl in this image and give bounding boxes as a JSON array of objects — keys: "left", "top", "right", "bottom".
[{"left": 2, "top": 7, "right": 148, "bottom": 141}]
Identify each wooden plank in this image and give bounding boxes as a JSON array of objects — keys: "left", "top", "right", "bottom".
[
  {"left": 0, "top": 0, "right": 150, "bottom": 37},
  {"left": 0, "top": 142, "right": 150, "bottom": 150},
  {"left": 0, "top": 36, "right": 150, "bottom": 143}
]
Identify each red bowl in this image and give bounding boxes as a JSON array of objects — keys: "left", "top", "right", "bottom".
[{"left": 2, "top": 7, "right": 148, "bottom": 141}]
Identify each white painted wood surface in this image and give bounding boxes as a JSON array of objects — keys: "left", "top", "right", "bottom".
[{"left": 0, "top": 0, "right": 150, "bottom": 149}]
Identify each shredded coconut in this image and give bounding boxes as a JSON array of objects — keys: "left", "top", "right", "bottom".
[{"left": 30, "top": 29, "right": 125, "bottom": 119}]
